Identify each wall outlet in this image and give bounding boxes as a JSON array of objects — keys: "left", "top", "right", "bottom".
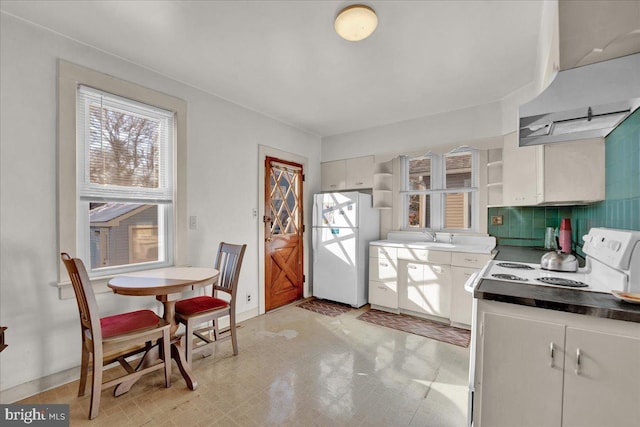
[
  {"left": 246, "top": 293, "right": 251, "bottom": 303},
  {"left": 189, "top": 215, "right": 197, "bottom": 230},
  {"left": 491, "top": 215, "right": 503, "bottom": 225}
]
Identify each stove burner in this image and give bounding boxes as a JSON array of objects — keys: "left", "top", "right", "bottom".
[
  {"left": 496, "top": 262, "right": 535, "bottom": 270},
  {"left": 492, "top": 274, "right": 528, "bottom": 281},
  {"left": 536, "top": 277, "right": 588, "bottom": 288}
]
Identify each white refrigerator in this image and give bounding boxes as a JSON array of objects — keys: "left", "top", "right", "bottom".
[{"left": 312, "top": 192, "right": 380, "bottom": 307}]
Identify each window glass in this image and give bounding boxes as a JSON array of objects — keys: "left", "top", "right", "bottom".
[
  {"left": 408, "top": 157, "right": 431, "bottom": 190},
  {"left": 402, "top": 149, "right": 477, "bottom": 231},
  {"left": 444, "top": 192, "right": 472, "bottom": 229},
  {"left": 407, "top": 194, "right": 431, "bottom": 228},
  {"left": 445, "top": 152, "right": 472, "bottom": 189},
  {"left": 78, "top": 86, "right": 173, "bottom": 274}
]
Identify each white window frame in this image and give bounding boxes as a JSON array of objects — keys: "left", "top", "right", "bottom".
[
  {"left": 57, "top": 60, "right": 187, "bottom": 298},
  {"left": 401, "top": 147, "right": 479, "bottom": 232}
]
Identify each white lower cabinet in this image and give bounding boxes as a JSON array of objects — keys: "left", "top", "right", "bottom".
[
  {"left": 450, "top": 266, "right": 476, "bottom": 326},
  {"left": 479, "top": 313, "right": 565, "bottom": 427},
  {"left": 562, "top": 327, "right": 640, "bottom": 427},
  {"left": 450, "top": 252, "right": 493, "bottom": 327},
  {"left": 398, "top": 259, "right": 451, "bottom": 319},
  {"left": 475, "top": 306, "right": 640, "bottom": 427},
  {"left": 368, "top": 246, "right": 398, "bottom": 311}
]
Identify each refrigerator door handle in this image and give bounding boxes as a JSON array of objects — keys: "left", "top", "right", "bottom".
[
  {"left": 312, "top": 227, "right": 317, "bottom": 264},
  {"left": 312, "top": 198, "right": 318, "bottom": 229}
]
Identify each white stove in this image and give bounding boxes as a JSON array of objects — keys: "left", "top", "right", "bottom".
[
  {"left": 465, "top": 227, "right": 640, "bottom": 427},
  {"left": 469, "top": 227, "right": 640, "bottom": 295}
]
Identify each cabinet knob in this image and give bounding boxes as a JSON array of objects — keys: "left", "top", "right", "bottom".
[
  {"left": 355, "top": 181, "right": 364, "bottom": 185},
  {"left": 549, "top": 342, "right": 555, "bottom": 368}
]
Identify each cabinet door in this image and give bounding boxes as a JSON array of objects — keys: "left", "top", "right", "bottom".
[
  {"left": 345, "top": 156, "right": 374, "bottom": 189},
  {"left": 502, "top": 132, "right": 543, "bottom": 206},
  {"left": 450, "top": 266, "right": 475, "bottom": 326},
  {"left": 321, "top": 160, "right": 346, "bottom": 191},
  {"left": 369, "top": 252, "right": 398, "bottom": 309},
  {"left": 543, "top": 139, "right": 604, "bottom": 204},
  {"left": 562, "top": 327, "right": 640, "bottom": 427},
  {"left": 398, "top": 261, "right": 451, "bottom": 318},
  {"left": 479, "top": 313, "right": 564, "bottom": 427}
]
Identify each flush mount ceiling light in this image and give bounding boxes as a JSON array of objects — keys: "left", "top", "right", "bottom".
[{"left": 334, "top": 4, "right": 378, "bottom": 41}]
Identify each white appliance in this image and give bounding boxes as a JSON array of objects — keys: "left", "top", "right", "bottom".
[
  {"left": 464, "top": 227, "right": 640, "bottom": 426},
  {"left": 312, "top": 192, "right": 380, "bottom": 307}
]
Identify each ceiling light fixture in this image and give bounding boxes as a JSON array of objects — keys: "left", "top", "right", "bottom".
[{"left": 334, "top": 4, "right": 378, "bottom": 42}]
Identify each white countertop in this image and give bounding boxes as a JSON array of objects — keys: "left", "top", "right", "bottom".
[{"left": 370, "top": 232, "right": 497, "bottom": 254}]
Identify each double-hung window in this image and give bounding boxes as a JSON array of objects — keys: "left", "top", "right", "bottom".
[
  {"left": 401, "top": 148, "right": 478, "bottom": 231},
  {"left": 76, "top": 86, "right": 174, "bottom": 274}
]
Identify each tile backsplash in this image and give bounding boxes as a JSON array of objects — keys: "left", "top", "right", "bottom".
[{"left": 489, "top": 108, "right": 640, "bottom": 255}]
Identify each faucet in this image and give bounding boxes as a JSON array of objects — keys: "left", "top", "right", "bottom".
[
  {"left": 423, "top": 230, "right": 437, "bottom": 242},
  {"left": 449, "top": 233, "right": 454, "bottom": 244}
]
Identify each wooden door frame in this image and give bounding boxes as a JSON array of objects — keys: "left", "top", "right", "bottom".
[{"left": 257, "top": 145, "right": 309, "bottom": 315}]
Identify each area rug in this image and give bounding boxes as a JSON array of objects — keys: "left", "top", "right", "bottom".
[
  {"left": 357, "top": 309, "right": 470, "bottom": 348},
  {"left": 296, "top": 298, "right": 353, "bottom": 317}
]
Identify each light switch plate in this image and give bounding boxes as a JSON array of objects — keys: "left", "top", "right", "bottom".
[{"left": 491, "top": 215, "right": 503, "bottom": 225}]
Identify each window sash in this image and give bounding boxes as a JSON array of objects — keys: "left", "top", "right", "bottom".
[
  {"left": 401, "top": 149, "right": 478, "bottom": 231},
  {"left": 77, "top": 85, "right": 174, "bottom": 202}
]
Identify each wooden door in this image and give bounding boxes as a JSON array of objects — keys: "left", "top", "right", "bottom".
[{"left": 264, "top": 157, "right": 304, "bottom": 311}]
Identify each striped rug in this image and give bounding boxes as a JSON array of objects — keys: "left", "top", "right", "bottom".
[
  {"left": 357, "top": 309, "right": 471, "bottom": 348},
  {"left": 296, "top": 298, "right": 353, "bottom": 317}
]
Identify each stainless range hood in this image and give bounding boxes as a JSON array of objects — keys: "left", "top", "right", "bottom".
[
  {"left": 518, "top": 54, "right": 640, "bottom": 147},
  {"left": 519, "top": 98, "right": 640, "bottom": 146}
]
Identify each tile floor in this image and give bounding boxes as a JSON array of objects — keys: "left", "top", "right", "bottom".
[{"left": 19, "top": 303, "right": 470, "bottom": 426}]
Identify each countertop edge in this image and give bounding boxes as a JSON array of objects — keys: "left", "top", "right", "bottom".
[{"left": 475, "top": 279, "right": 640, "bottom": 323}]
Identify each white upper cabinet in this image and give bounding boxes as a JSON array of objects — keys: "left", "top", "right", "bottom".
[
  {"left": 321, "top": 156, "right": 374, "bottom": 191},
  {"left": 501, "top": 133, "right": 604, "bottom": 206}
]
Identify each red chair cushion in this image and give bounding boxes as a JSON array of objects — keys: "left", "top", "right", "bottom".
[
  {"left": 175, "top": 296, "right": 229, "bottom": 316},
  {"left": 100, "top": 309, "right": 161, "bottom": 339}
]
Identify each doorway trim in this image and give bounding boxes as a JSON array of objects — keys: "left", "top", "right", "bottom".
[{"left": 258, "top": 145, "right": 309, "bottom": 315}]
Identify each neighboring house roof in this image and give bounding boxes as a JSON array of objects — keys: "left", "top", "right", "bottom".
[{"left": 90, "top": 203, "right": 150, "bottom": 226}]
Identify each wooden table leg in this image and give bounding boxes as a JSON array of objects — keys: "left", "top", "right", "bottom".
[{"left": 157, "top": 295, "right": 198, "bottom": 390}]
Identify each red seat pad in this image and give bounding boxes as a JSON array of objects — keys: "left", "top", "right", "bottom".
[
  {"left": 175, "top": 296, "right": 229, "bottom": 316},
  {"left": 100, "top": 309, "right": 161, "bottom": 339}
]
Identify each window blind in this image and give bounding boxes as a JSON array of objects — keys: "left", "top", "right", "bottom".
[{"left": 77, "top": 85, "right": 174, "bottom": 203}]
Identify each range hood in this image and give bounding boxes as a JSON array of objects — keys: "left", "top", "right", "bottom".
[
  {"left": 518, "top": 54, "right": 640, "bottom": 147},
  {"left": 519, "top": 98, "right": 640, "bottom": 146}
]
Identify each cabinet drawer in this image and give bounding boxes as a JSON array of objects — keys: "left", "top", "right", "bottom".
[
  {"left": 369, "top": 256, "right": 397, "bottom": 281},
  {"left": 370, "top": 245, "right": 397, "bottom": 259},
  {"left": 397, "top": 248, "right": 451, "bottom": 264},
  {"left": 369, "top": 280, "right": 398, "bottom": 309},
  {"left": 451, "top": 252, "right": 492, "bottom": 268}
]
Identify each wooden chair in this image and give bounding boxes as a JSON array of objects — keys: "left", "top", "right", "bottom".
[
  {"left": 175, "top": 242, "right": 246, "bottom": 365},
  {"left": 60, "top": 253, "right": 171, "bottom": 420}
]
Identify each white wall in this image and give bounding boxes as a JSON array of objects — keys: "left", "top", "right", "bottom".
[
  {"left": 0, "top": 14, "right": 321, "bottom": 397},
  {"left": 321, "top": 101, "right": 505, "bottom": 162}
]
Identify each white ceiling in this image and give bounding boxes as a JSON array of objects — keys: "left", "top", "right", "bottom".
[{"left": 1, "top": 1, "right": 636, "bottom": 137}]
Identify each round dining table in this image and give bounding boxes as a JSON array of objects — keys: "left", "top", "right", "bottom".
[{"left": 108, "top": 267, "right": 219, "bottom": 392}]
